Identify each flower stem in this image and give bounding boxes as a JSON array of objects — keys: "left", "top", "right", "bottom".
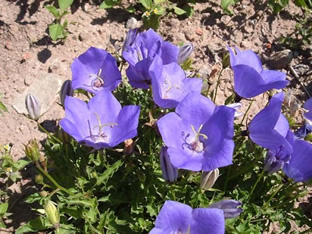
[
  {"left": 223, "top": 165, "right": 232, "bottom": 194},
  {"left": 240, "top": 99, "right": 254, "bottom": 125},
  {"left": 248, "top": 169, "right": 265, "bottom": 202},
  {"left": 213, "top": 68, "right": 224, "bottom": 103},
  {"left": 37, "top": 123, "right": 63, "bottom": 144},
  {"left": 263, "top": 184, "right": 283, "bottom": 208},
  {"left": 36, "top": 162, "right": 73, "bottom": 196}
]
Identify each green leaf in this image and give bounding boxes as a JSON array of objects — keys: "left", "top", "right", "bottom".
[
  {"left": 45, "top": 5, "right": 60, "bottom": 19},
  {"left": 140, "top": 0, "right": 152, "bottom": 10},
  {"left": 126, "top": 6, "right": 136, "bottom": 13},
  {"left": 294, "top": 0, "right": 308, "bottom": 8},
  {"left": 15, "top": 216, "right": 52, "bottom": 233},
  {"left": 221, "top": 0, "right": 236, "bottom": 14},
  {"left": 15, "top": 159, "right": 30, "bottom": 170},
  {"left": 154, "top": 0, "right": 166, "bottom": 5},
  {"left": 49, "top": 23, "right": 65, "bottom": 41},
  {"left": 0, "top": 203, "right": 8, "bottom": 215},
  {"left": 173, "top": 6, "right": 186, "bottom": 15},
  {"left": 96, "top": 160, "right": 123, "bottom": 185},
  {"left": 0, "top": 101, "right": 8, "bottom": 114},
  {"left": 100, "top": 0, "right": 119, "bottom": 9},
  {"left": 58, "top": 0, "right": 74, "bottom": 11}
]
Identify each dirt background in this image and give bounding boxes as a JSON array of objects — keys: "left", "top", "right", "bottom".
[{"left": 0, "top": 0, "right": 311, "bottom": 232}]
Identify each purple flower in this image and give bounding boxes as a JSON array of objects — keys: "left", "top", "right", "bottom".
[
  {"left": 283, "top": 139, "right": 312, "bottom": 182},
  {"left": 150, "top": 200, "right": 225, "bottom": 234},
  {"left": 304, "top": 97, "right": 312, "bottom": 122},
  {"left": 160, "top": 146, "right": 178, "bottom": 182},
  {"left": 122, "top": 29, "right": 179, "bottom": 89},
  {"left": 60, "top": 90, "right": 140, "bottom": 150},
  {"left": 149, "top": 56, "right": 202, "bottom": 108},
  {"left": 71, "top": 47, "right": 121, "bottom": 94},
  {"left": 157, "top": 92, "right": 235, "bottom": 172},
  {"left": 263, "top": 130, "right": 294, "bottom": 174},
  {"left": 208, "top": 200, "right": 243, "bottom": 219},
  {"left": 228, "top": 46, "right": 288, "bottom": 98},
  {"left": 248, "top": 92, "right": 293, "bottom": 152}
]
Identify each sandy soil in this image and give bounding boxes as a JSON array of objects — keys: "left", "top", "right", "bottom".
[{"left": 0, "top": 0, "right": 311, "bottom": 231}]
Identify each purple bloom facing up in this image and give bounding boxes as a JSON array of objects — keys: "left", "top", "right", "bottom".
[
  {"left": 228, "top": 46, "right": 288, "bottom": 98},
  {"left": 149, "top": 56, "right": 202, "bottom": 109},
  {"left": 157, "top": 92, "right": 235, "bottom": 172},
  {"left": 283, "top": 139, "right": 312, "bottom": 182},
  {"left": 122, "top": 29, "right": 179, "bottom": 89},
  {"left": 249, "top": 92, "right": 293, "bottom": 153},
  {"left": 150, "top": 200, "right": 225, "bottom": 234},
  {"left": 60, "top": 90, "right": 140, "bottom": 150},
  {"left": 71, "top": 47, "right": 121, "bottom": 94}
]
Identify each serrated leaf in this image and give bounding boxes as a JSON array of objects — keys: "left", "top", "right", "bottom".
[
  {"left": 15, "top": 159, "right": 30, "bottom": 170},
  {"left": 45, "top": 5, "right": 60, "bottom": 19},
  {"left": 49, "top": 23, "right": 65, "bottom": 41},
  {"left": 96, "top": 160, "right": 123, "bottom": 185},
  {"left": 58, "top": 0, "right": 74, "bottom": 11},
  {"left": 174, "top": 6, "right": 186, "bottom": 15},
  {"left": 140, "top": 0, "right": 152, "bottom": 10},
  {"left": 15, "top": 216, "right": 52, "bottom": 233}
]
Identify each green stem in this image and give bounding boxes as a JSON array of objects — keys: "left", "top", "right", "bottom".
[
  {"left": 240, "top": 99, "right": 254, "bottom": 125},
  {"left": 213, "top": 68, "right": 224, "bottom": 103},
  {"left": 263, "top": 184, "right": 283, "bottom": 208},
  {"left": 36, "top": 163, "right": 73, "bottom": 196},
  {"left": 248, "top": 169, "right": 265, "bottom": 202},
  {"left": 223, "top": 165, "right": 231, "bottom": 194},
  {"left": 37, "top": 123, "right": 62, "bottom": 144}
]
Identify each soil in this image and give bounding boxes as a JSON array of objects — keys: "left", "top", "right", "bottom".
[{"left": 0, "top": 0, "right": 311, "bottom": 232}]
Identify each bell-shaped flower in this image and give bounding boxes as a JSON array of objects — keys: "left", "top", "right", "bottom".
[
  {"left": 149, "top": 56, "right": 202, "bottom": 109},
  {"left": 208, "top": 199, "right": 243, "bottom": 219},
  {"left": 160, "top": 146, "right": 178, "bottom": 182},
  {"left": 248, "top": 92, "right": 293, "bottom": 153},
  {"left": 263, "top": 130, "right": 294, "bottom": 174},
  {"left": 60, "top": 90, "right": 140, "bottom": 150},
  {"left": 71, "top": 47, "right": 121, "bottom": 94},
  {"left": 295, "top": 98, "right": 312, "bottom": 138},
  {"left": 177, "top": 42, "right": 193, "bottom": 64},
  {"left": 283, "top": 139, "right": 312, "bottom": 182},
  {"left": 150, "top": 200, "right": 225, "bottom": 234},
  {"left": 25, "top": 94, "right": 41, "bottom": 120},
  {"left": 122, "top": 29, "right": 179, "bottom": 89},
  {"left": 157, "top": 92, "right": 235, "bottom": 172},
  {"left": 228, "top": 46, "right": 288, "bottom": 98},
  {"left": 200, "top": 168, "right": 219, "bottom": 190}
]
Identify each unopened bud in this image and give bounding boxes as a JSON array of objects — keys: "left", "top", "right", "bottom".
[
  {"left": 209, "top": 200, "right": 243, "bottom": 219},
  {"left": 200, "top": 168, "right": 219, "bottom": 190},
  {"left": 25, "top": 94, "right": 41, "bottom": 120},
  {"left": 25, "top": 140, "right": 40, "bottom": 162},
  {"left": 160, "top": 147, "right": 178, "bottom": 182},
  {"left": 178, "top": 42, "right": 193, "bottom": 64},
  {"left": 222, "top": 53, "right": 230, "bottom": 68},
  {"left": 226, "top": 102, "right": 243, "bottom": 118},
  {"left": 44, "top": 200, "right": 60, "bottom": 230},
  {"left": 124, "top": 139, "right": 134, "bottom": 155},
  {"left": 39, "top": 190, "right": 48, "bottom": 197},
  {"left": 60, "top": 80, "right": 74, "bottom": 107},
  {"left": 122, "top": 28, "right": 137, "bottom": 54},
  {"left": 36, "top": 174, "right": 44, "bottom": 185}
]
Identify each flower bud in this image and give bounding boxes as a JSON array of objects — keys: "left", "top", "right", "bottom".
[
  {"left": 200, "top": 168, "right": 219, "bottom": 190},
  {"left": 35, "top": 174, "right": 44, "bottom": 185},
  {"left": 60, "top": 80, "right": 74, "bottom": 107},
  {"left": 122, "top": 28, "right": 137, "bottom": 54},
  {"left": 209, "top": 200, "right": 243, "bottom": 219},
  {"left": 222, "top": 53, "right": 230, "bottom": 68},
  {"left": 226, "top": 102, "right": 243, "bottom": 118},
  {"left": 25, "top": 140, "right": 40, "bottom": 162},
  {"left": 25, "top": 94, "right": 41, "bottom": 120},
  {"left": 44, "top": 200, "right": 60, "bottom": 230},
  {"left": 39, "top": 190, "right": 48, "bottom": 197},
  {"left": 160, "top": 147, "right": 178, "bottom": 182},
  {"left": 178, "top": 42, "right": 193, "bottom": 64}
]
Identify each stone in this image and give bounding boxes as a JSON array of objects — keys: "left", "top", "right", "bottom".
[
  {"left": 12, "top": 73, "right": 63, "bottom": 117},
  {"left": 78, "top": 31, "right": 89, "bottom": 41},
  {"left": 266, "top": 49, "right": 293, "bottom": 69},
  {"left": 126, "top": 17, "right": 138, "bottom": 29},
  {"left": 5, "top": 41, "right": 12, "bottom": 50}
]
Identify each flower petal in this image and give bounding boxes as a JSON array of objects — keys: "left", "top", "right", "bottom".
[
  {"left": 161, "top": 41, "right": 179, "bottom": 64},
  {"left": 168, "top": 147, "right": 204, "bottom": 171},
  {"left": 191, "top": 208, "right": 225, "bottom": 234}
]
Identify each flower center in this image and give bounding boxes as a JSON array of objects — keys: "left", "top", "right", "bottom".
[
  {"left": 90, "top": 69, "right": 104, "bottom": 89},
  {"left": 85, "top": 112, "right": 117, "bottom": 143},
  {"left": 181, "top": 124, "right": 207, "bottom": 153},
  {"left": 162, "top": 79, "right": 180, "bottom": 99}
]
